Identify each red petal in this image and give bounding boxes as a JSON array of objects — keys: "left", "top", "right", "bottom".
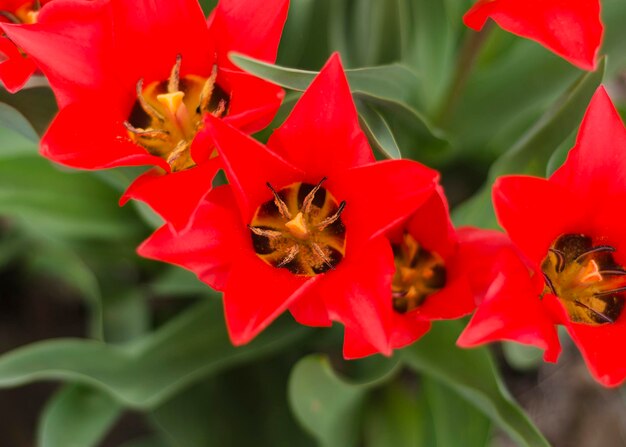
[
  {"left": 457, "top": 252, "right": 561, "bottom": 362},
  {"left": 137, "top": 185, "right": 243, "bottom": 291},
  {"left": 464, "top": 0, "right": 602, "bottom": 70},
  {"left": 121, "top": 157, "right": 221, "bottom": 232},
  {"left": 551, "top": 86, "right": 626, "bottom": 212},
  {"left": 563, "top": 318, "right": 626, "bottom": 387},
  {"left": 110, "top": 0, "right": 214, "bottom": 85},
  {"left": 221, "top": 68, "right": 285, "bottom": 134},
  {"left": 267, "top": 53, "right": 374, "bottom": 178},
  {"left": 456, "top": 227, "right": 531, "bottom": 303},
  {"left": 288, "top": 289, "right": 332, "bottom": 327},
  {"left": 343, "top": 327, "right": 380, "bottom": 359},
  {"left": 223, "top": 253, "right": 319, "bottom": 345},
  {"left": 343, "top": 309, "right": 431, "bottom": 359},
  {"left": 209, "top": 0, "right": 289, "bottom": 68},
  {"left": 0, "top": 37, "right": 36, "bottom": 93},
  {"left": 322, "top": 237, "right": 396, "bottom": 357},
  {"left": 416, "top": 271, "right": 475, "bottom": 321},
  {"left": 203, "top": 113, "right": 304, "bottom": 221},
  {"left": 41, "top": 102, "right": 168, "bottom": 170},
  {"left": 493, "top": 175, "right": 583, "bottom": 267},
  {"left": 2, "top": 0, "right": 113, "bottom": 107},
  {"left": 406, "top": 186, "right": 456, "bottom": 259},
  {"left": 338, "top": 160, "right": 439, "bottom": 245}
]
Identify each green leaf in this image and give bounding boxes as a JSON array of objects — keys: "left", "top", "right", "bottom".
[
  {"left": 402, "top": 321, "right": 550, "bottom": 447},
  {"left": 288, "top": 355, "right": 368, "bottom": 447},
  {"left": 0, "top": 102, "right": 38, "bottom": 141},
  {"left": 0, "top": 155, "right": 145, "bottom": 241},
  {"left": 422, "top": 377, "right": 492, "bottom": 447},
  {"left": 0, "top": 300, "right": 310, "bottom": 409},
  {"left": 363, "top": 383, "right": 424, "bottom": 447},
  {"left": 357, "top": 100, "right": 401, "bottom": 159},
  {"left": 0, "top": 125, "right": 39, "bottom": 158},
  {"left": 151, "top": 358, "right": 314, "bottom": 447},
  {"left": 453, "top": 57, "right": 606, "bottom": 229},
  {"left": 230, "top": 54, "right": 419, "bottom": 106},
  {"left": 37, "top": 385, "right": 122, "bottom": 447}
]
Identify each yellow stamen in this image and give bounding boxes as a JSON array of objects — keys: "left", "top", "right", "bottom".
[{"left": 285, "top": 212, "right": 309, "bottom": 239}]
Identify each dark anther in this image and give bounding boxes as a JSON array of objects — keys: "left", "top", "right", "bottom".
[
  {"left": 266, "top": 182, "right": 291, "bottom": 219},
  {"left": 574, "top": 300, "right": 616, "bottom": 324},
  {"left": 317, "top": 200, "right": 346, "bottom": 231},
  {"left": 594, "top": 286, "right": 626, "bottom": 297},
  {"left": 0, "top": 10, "right": 20, "bottom": 23},
  {"left": 302, "top": 177, "right": 327, "bottom": 214},
  {"left": 548, "top": 248, "right": 566, "bottom": 273},
  {"left": 598, "top": 269, "right": 626, "bottom": 276},
  {"left": 542, "top": 271, "right": 557, "bottom": 296},
  {"left": 574, "top": 245, "right": 616, "bottom": 263}
]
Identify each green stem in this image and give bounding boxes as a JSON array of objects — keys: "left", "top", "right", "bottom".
[{"left": 435, "top": 22, "right": 494, "bottom": 127}]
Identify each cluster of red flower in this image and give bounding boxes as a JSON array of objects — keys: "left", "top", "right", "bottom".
[{"left": 2, "top": 0, "right": 623, "bottom": 387}]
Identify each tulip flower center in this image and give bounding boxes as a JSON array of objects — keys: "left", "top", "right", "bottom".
[
  {"left": 0, "top": 1, "right": 40, "bottom": 24},
  {"left": 249, "top": 178, "right": 347, "bottom": 276},
  {"left": 541, "top": 234, "right": 626, "bottom": 325},
  {"left": 391, "top": 233, "right": 446, "bottom": 314},
  {"left": 125, "top": 55, "right": 230, "bottom": 173}
]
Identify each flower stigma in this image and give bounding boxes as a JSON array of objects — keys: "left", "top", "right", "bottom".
[
  {"left": 0, "top": 0, "right": 40, "bottom": 24},
  {"left": 391, "top": 233, "right": 446, "bottom": 314},
  {"left": 541, "top": 234, "right": 626, "bottom": 325},
  {"left": 248, "top": 178, "right": 347, "bottom": 276},
  {"left": 125, "top": 55, "right": 230, "bottom": 172}
]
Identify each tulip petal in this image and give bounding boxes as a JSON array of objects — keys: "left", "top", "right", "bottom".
[
  {"left": 137, "top": 185, "right": 245, "bottom": 291},
  {"left": 210, "top": 0, "right": 289, "bottom": 68},
  {"left": 267, "top": 53, "right": 374, "bottom": 178},
  {"left": 121, "top": 157, "right": 221, "bottom": 232},
  {"left": 464, "top": 0, "right": 602, "bottom": 70},
  {"left": 203, "top": 113, "right": 304, "bottom": 221}
]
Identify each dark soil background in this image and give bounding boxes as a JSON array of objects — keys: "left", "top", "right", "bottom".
[{"left": 2, "top": 265, "right": 626, "bottom": 447}]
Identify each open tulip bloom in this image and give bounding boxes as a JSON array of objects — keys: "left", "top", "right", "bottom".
[
  {"left": 343, "top": 189, "right": 495, "bottom": 358},
  {"left": 138, "top": 54, "right": 481, "bottom": 355},
  {"left": 459, "top": 86, "right": 626, "bottom": 386},
  {"left": 1, "top": 0, "right": 288, "bottom": 230},
  {"left": 464, "top": 0, "right": 603, "bottom": 71}
]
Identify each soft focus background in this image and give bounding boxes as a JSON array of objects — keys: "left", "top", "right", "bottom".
[{"left": 1, "top": 0, "right": 626, "bottom": 446}]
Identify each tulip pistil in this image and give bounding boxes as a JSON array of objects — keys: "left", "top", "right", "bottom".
[
  {"left": 542, "top": 234, "right": 625, "bottom": 325},
  {"left": 249, "top": 178, "right": 346, "bottom": 276}
]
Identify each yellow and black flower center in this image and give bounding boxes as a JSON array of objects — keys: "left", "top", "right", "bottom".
[
  {"left": 391, "top": 233, "right": 446, "bottom": 314},
  {"left": 541, "top": 234, "right": 626, "bottom": 325},
  {"left": 249, "top": 178, "right": 347, "bottom": 277},
  {"left": 125, "top": 55, "right": 230, "bottom": 173},
  {"left": 0, "top": 1, "right": 40, "bottom": 24}
]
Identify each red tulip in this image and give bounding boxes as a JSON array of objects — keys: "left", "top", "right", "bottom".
[
  {"left": 460, "top": 86, "right": 626, "bottom": 386},
  {"left": 2, "top": 0, "right": 288, "bottom": 230}
]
